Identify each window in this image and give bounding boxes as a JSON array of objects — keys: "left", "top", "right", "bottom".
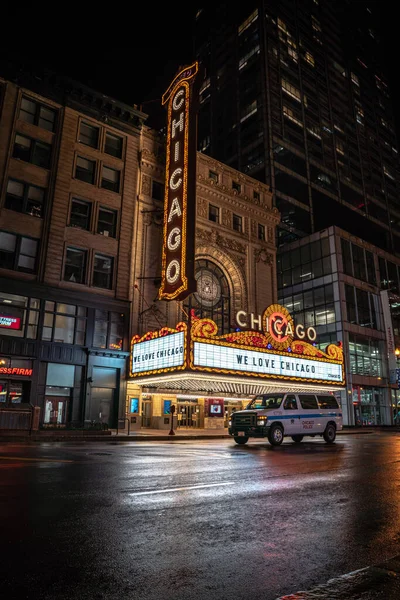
[
  {"left": 184, "top": 259, "right": 231, "bottom": 334},
  {"left": 19, "top": 97, "right": 56, "bottom": 132},
  {"left": 281, "top": 78, "right": 301, "bottom": 102},
  {"left": 75, "top": 156, "right": 96, "bottom": 184},
  {"left": 283, "top": 395, "right": 297, "bottom": 410},
  {"left": 341, "top": 238, "right": 377, "bottom": 285},
  {"left": 151, "top": 180, "right": 164, "bottom": 200},
  {"left": 93, "top": 310, "right": 125, "bottom": 350},
  {"left": 317, "top": 395, "right": 339, "bottom": 409},
  {"left": 97, "top": 207, "right": 117, "bottom": 238},
  {"left": 258, "top": 224, "right": 266, "bottom": 241},
  {"left": 13, "top": 134, "right": 52, "bottom": 169},
  {"left": 304, "top": 51, "right": 315, "bottom": 67},
  {"left": 209, "top": 170, "right": 219, "bottom": 183},
  {"left": 42, "top": 302, "right": 87, "bottom": 345},
  {"left": 349, "top": 335, "right": 383, "bottom": 377},
  {"left": 253, "top": 191, "right": 260, "bottom": 201},
  {"left": 0, "top": 380, "right": 27, "bottom": 405},
  {"left": 63, "top": 247, "right": 87, "bottom": 284},
  {"left": 232, "top": 181, "right": 241, "bottom": 193},
  {"left": 5, "top": 179, "right": 45, "bottom": 218},
  {"left": 233, "top": 214, "right": 243, "bottom": 233},
  {"left": 93, "top": 254, "right": 113, "bottom": 289},
  {"left": 105, "top": 132, "right": 123, "bottom": 158},
  {"left": 345, "top": 284, "right": 379, "bottom": 329},
  {"left": 79, "top": 122, "right": 99, "bottom": 148},
  {"left": 101, "top": 166, "right": 120, "bottom": 193},
  {"left": 209, "top": 204, "right": 219, "bottom": 223},
  {"left": 0, "top": 231, "right": 38, "bottom": 273},
  {"left": 299, "top": 394, "right": 318, "bottom": 409},
  {"left": 69, "top": 199, "right": 91, "bottom": 230}
]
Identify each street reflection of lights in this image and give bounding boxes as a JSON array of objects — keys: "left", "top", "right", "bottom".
[{"left": 130, "top": 482, "right": 235, "bottom": 496}]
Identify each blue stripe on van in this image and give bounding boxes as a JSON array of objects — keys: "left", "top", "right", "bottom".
[{"left": 267, "top": 413, "right": 341, "bottom": 420}]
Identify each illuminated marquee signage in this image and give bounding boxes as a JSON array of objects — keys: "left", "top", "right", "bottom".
[
  {"left": 129, "top": 304, "right": 345, "bottom": 387},
  {"left": 130, "top": 330, "right": 186, "bottom": 375},
  {"left": 0, "top": 367, "right": 32, "bottom": 376},
  {"left": 193, "top": 343, "right": 342, "bottom": 383},
  {"left": 0, "top": 315, "right": 22, "bottom": 330},
  {"left": 236, "top": 305, "right": 316, "bottom": 347},
  {"left": 158, "top": 61, "right": 199, "bottom": 301}
]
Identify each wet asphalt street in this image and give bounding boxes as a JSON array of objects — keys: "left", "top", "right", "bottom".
[{"left": 1, "top": 432, "right": 400, "bottom": 600}]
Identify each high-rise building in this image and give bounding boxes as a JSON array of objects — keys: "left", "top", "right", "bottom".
[
  {"left": 194, "top": 1, "right": 400, "bottom": 426},
  {"left": 195, "top": 1, "right": 399, "bottom": 251}
]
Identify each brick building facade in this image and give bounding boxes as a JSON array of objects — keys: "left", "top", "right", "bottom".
[{"left": 0, "top": 65, "right": 146, "bottom": 429}]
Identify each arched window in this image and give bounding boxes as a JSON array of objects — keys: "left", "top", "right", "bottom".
[{"left": 184, "top": 259, "right": 231, "bottom": 333}]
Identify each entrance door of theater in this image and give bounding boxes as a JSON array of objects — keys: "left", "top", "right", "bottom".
[
  {"left": 142, "top": 400, "right": 151, "bottom": 428},
  {"left": 177, "top": 403, "right": 201, "bottom": 428}
]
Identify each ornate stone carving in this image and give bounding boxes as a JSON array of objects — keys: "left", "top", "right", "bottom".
[
  {"left": 197, "top": 197, "right": 208, "bottom": 218},
  {"left": 222, "top": 208, "right": 232, "bottom": 227},
  {"left": 196, "top": 228, "right": 246, "bottom": 254},
  {"left": 141, "top": 174, "right": 151, "bottom": 196},
  {"left": 254, "top": 248, "right": 274, "bottom": 265}
]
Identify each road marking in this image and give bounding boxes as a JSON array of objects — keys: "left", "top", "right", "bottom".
[
  {"left": 0, "top": 456, "right": 75, "bottom": 463},
  {"left": 131, "top": 482, "right": 235, "bottom": 496}
]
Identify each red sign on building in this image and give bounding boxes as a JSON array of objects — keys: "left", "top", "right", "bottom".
[
  {"left": 0, "top": 367, "right": 32, "bottom": 376},
  {"left": 0, "top": 315, "right": 22, "bottom": 330}
]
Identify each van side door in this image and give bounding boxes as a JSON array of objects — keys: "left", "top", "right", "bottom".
[
  {"left": 282, "top": 394, "right": 300, "bottom": 435},
  {"left": 297, "top": 394, "right": 323, "bottom": 433}
]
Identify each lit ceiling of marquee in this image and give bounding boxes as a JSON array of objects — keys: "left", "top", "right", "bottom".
[{"left": 130, "top": 373, "right": 344, "bottom": 396}]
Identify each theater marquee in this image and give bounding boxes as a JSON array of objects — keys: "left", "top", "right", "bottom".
[
  {"left": 130, "top": 304, "right": 345, "bottom": 388},
  {"left": 158, "top": 61, "right": 199, "bottom": 302}
]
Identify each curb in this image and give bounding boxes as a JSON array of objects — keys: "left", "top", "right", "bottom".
[{"left": 0, "top": 429, "right": 381, "bottom": 443}]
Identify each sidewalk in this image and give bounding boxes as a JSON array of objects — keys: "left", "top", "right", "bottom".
[{"left": 0, "top": 426, "right": 397, "bottom": 443}]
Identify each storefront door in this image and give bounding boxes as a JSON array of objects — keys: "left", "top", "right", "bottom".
[
  {"left": 91, "top": 387, "right": 115, "bottom": 427},
  {"left": 44, "top": 397, "right": 69, "bottom": 425}
]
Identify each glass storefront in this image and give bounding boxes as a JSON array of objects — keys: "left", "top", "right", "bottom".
[{"left": 352, "top": 386, "right": 390, "bottom": 426}]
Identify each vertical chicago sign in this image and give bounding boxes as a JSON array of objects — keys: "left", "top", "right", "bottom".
[{"left": 158, "top": 61, "right": 199, "bottom": 301}]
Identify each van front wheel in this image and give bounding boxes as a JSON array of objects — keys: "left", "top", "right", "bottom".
[
  {"left": 234, "top": 436, "right": 249, "bottom": 445},
  {"left": 323, "top": 423, "right": 336, "bottom": 444},
  {"left": 268, "top": 424, "right": 284, "bottom": 446}
]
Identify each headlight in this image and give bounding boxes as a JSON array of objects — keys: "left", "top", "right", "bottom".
[
  {"left": 228, "top": 420, "right": 232, "bottom": 427},
  {"left": 257, "top": 418, "right": 267, "bottom": 426}
]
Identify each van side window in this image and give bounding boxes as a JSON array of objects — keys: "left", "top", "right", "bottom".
[
  {"left": 317, "top": 395, "right": 339, "bottom": 409},
  {"left": 299, "top": 394, "right": 318, "bottom": 409},
  {"left": 283, "top": 395, "right": 298, "bottom": 410}
]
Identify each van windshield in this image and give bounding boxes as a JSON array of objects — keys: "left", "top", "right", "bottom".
[{"left": 246, "top": 394, "right": 284, "bottom": 410}]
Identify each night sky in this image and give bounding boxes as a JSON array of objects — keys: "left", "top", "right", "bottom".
[{"left": 2, "top": 3, "right": 399, "bottom": 137}]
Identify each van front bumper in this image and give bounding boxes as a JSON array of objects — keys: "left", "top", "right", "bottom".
[{"left": 228, "top": 425, "right": 270, "bottom": 438}]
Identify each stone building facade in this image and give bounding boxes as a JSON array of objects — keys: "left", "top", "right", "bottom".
[{"left": 127, "top": 126, "right": 280, "bottom": 430}]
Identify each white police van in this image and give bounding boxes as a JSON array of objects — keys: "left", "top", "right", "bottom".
[{"left": 228, "top": 391, "right": 342, "bottom": 446}]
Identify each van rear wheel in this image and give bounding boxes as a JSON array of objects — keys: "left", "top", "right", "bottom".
[
  {"left": 268, "top": 424, "right": 284, "bottom": 446},
  {"left": 291, "top": 435, "right": 303, "bottom": 443},
  {"left": 234, "top": 436, "right": 249, "bottom": 445},
  {"left": 323, "top": 423, "right": 336, "bottom": 444}
]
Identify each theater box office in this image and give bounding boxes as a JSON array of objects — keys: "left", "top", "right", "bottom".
[{"left": 127, "top": 304, "right": 346, "bottom": 430}]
